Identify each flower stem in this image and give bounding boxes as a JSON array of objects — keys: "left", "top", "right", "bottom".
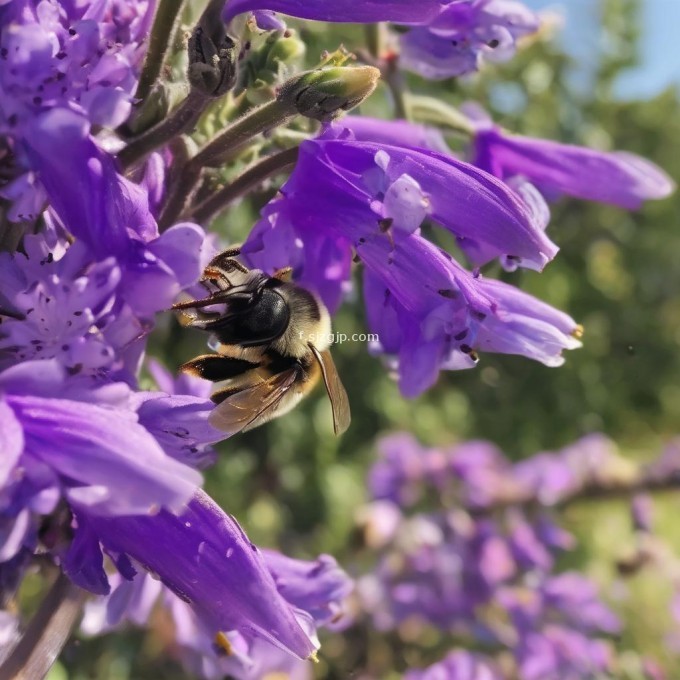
[
  {"left": 383, "top": 55, "right": 409, "bottom": 120},
  {"left": 134, "top": 0, "right": 186, "bottom": 106},
  {"left": 156, "top": 65, "right": 379, "bottom": 228},
  {"left": 471, "top": 466, "right": 680, "bottom": 515},
  {"left": 365, "top": 23, "right": 385, "bottom": 61},
  {"left": 119, "top": 89, "right": 210, "bottom": 170},
  {"left": 0, "top": 572, "right": 87, "bottom": 680},
  {"left": 408, "top": 95, "right": 475, "bottom": 136},
  {"left": 157, "top": 98, "right": 297, "bottom": 229},
  {"left": 191, "top": 145, "right": 300, "bottom": 223},
  {"left": 194, "top": 99, "right": 296, "bottom": 169}
]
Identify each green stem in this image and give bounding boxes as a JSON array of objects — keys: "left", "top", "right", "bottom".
[
  {"left": 408, "top": 95, "right": 475, "bottom": 136},
  {"left": 383, "top": 56, "right": 409, "bottom": 120},
  {"left": 119, "top": 89, "right": 209, "bottom": 169},
  {"left": 157, "top": 98, "right": 296, "bottom": 229},
  {"left": 0, "top": 572, "right": 86, "bottom": 680},
  {"left": 365, "top": 23, "right": 385, "bottom": 61},
  {"left": 134, "top": 0, "right": 186, "bottom": 105},
  {"left": 191, "top": 146, "right": 300, "bottom": 223},
  {"left": 193, "top": 98, "right": 296, "bottom": 169}
]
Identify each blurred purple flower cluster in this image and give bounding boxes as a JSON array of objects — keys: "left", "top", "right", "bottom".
[{"left": 357, "top": 433, "right": 639, "bottom": 679}]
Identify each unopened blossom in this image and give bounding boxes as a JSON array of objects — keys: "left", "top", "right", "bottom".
[
  {"left": 465, "top": 105, "right": 676, "bottom": 209},
  {"left": 400, "top": 0, "right": 540, "bottom": 80},
  {"left": 0, "top": 0, "right": 154, "bottom": 220}
]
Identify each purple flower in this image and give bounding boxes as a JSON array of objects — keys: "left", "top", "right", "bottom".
[
  {"left": 400, "top": 0, "right": 540, "bottom": 80},
  {"left": 86, "top": 491, "right": 317, "bottom": 660},
  {"left": 0, "top": 359, "right": 204, "bottom": 520},
  {"left": 0, "top": 0, "right": 154, "bottom": 220},
  {"left": 241, "top": 126, "right": 577, "bottom": 396},
  {"left": 0, "top": 109, "right": 211, "bottom": 382},
  {"left": 359, "top": 432, "right": 619, "bottom": 676},
  {"left": 513, "top": 434, "right": 621, "bottom": 505},
  {"left": 263, "top": 550, "right": 354, "bottom": 628},
  {"left": 514, "top": 625, "right": 613, "bottom": 680},
  {"left": 404, "top": 650, "right": 503, "bottom": 680},
  {"left": 147, "top": 358, "right": 213, "bottom": 400},
  {"left": 24, "top": 109, "right": 210, "bottom": 314},
  {"left": 81, "top": 536, "right": 354, "bottom": 678},
  {"left": 82, "top": 512, "right": 354, "bottom": 678},
  {"left": 223, "top": 0, "right": 444, "bottom": 25},
  {"left": 501, "top": 577, "right": 619, "bottom": 680},
  {"left": 337, "top": 115, "right": 450, "bottom": 153},
  {"left": 0, "top": 358, "right": 213, "bottom": 593},
  {"left": 0, "top": 220, "right": 206, "bottom": 384},
  {"left": 0, "top": 234, "right": 138, "bottom": 378},
  {"left": 468, "top": 108, "right": 675, "bottom": 209}
]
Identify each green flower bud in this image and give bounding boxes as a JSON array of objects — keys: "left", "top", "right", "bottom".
[{"left": 277, "top": 65, "right": 380, "bottom": 122}]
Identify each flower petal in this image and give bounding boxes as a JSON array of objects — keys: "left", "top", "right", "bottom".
[
  {"left": 88, "top": 491, "right": 317, "bottom": 659},
  {"left": 223, "top": 0, "right": 443, "bottom": 24},
  {"left": 10, "top": 393, "right": 202, "bottom": 515}
]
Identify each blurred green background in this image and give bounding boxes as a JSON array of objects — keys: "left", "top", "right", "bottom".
[{"left": 50, "top": 0, "right": 680, "bottom": 677}]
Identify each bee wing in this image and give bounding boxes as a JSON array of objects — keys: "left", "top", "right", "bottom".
[
  {"left": 309, "top": 345, "right": 351, "bottom": 435},
  {"left": 208, "top": 367, "right": 300, "bottom": 434}
]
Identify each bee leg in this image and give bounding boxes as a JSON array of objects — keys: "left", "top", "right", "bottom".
[
  {"left": 208, "top": 248, "right": 249, "bottom": 274},
  {"left": 272, "top": 267, "right": 293, "bottom": 282},
  {"left": 180, "top": 355, "right": 260, "bottom": 382},
  {"left": 172, "top": 288, "right": 253, "bottom": 312}
]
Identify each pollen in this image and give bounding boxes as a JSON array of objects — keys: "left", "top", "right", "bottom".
[
  {"left": 572, "top": 324, "right": 584, "bottom": 339},
  {"left": 214, "top": 631, "right": 233, "bottom": 655}
]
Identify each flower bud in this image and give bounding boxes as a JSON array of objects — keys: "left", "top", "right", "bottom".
[
  {"left": 277, "top": 65, "right": 380, "bottom": 122},
  {"left": 188, "top": 26, "right": 239, "bottom": 97}
]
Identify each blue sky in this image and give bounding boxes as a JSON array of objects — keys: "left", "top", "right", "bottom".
[{"left": 522, "top": 0, "right": 680, "bottom": 100}]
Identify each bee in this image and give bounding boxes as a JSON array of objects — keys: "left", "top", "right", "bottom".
[{"left": 173, "top": 247, "right": 351, "bottom": 435}]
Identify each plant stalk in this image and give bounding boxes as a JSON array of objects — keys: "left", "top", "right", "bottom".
[
  {"left": 0, "top": 572, "right": 86, "bottom": 680},
  {"left": 190, "top": 146, "right": 300, "bottom": 223}
]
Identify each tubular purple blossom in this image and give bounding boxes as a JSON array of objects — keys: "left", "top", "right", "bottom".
[
  {"left": 0, "top": 359, "right": 204, "bottom": 519},
  {"left": 87, "top": 491, "right": 318, "bottom": 660},
  {"left": 469, "top": 111, "right": 676, "bottom": 209},
  {"left": 21, "top": 108, "right": 210, "bottom": 317},
  {"left": 400, "top": 0, "right": 540, "bottom": 80},
  {"left": 223, "top": 0, "right": 444, "bottom": 25},
  {"left": 82, "top": 546, "right": 354, "bottom": 679},
  {"left": 241, "top": 126, "right": 577, "bottom": 396}
]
